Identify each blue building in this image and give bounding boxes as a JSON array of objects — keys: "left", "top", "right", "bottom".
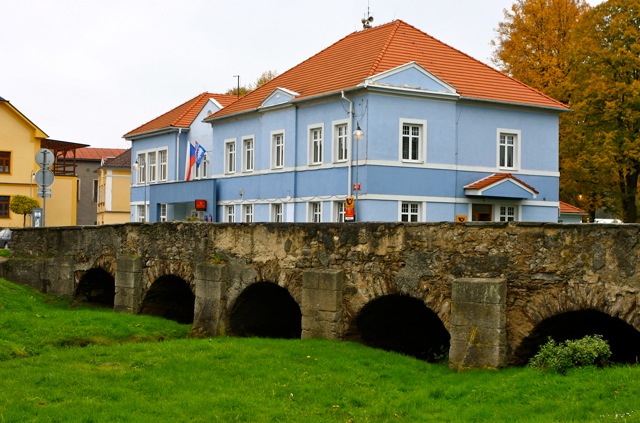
[{"left": 127, "top": 20, "right": 568, "bottom": 223}]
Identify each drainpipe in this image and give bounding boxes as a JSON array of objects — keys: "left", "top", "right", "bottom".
[
  {"left": 175, "top": 128, "right": 182, "bottom": 181},
  {"left": 341, "top": 91, "right": 353, "bottom": 198}
]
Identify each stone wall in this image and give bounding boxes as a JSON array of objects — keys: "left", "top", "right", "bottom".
[{"left": 1, "top": 221, "right": 639, "bottom": 369}]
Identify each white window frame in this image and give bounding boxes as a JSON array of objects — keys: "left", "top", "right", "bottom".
[
  {"left": 159, "top": 203, "right": 167, "bottom": 222},
  {"left": 497, "top": 129, "right": 521, "bottom": 170},
  {"left": 135, "top": 153, "right": 146, "bottom": 184},
  {"left": 225, "top": 205, "right": 236, "bottom": 222},
  {"left": 334, "top": 201, "right": 346, "bottom": 222},
  {"left": 195, "top": 155, "right": 208, "bottom": 179},
  {"left": 158, "top": 149, "right": 168, "bottom": 181},
  {"left": 332, "top": 119, "right": 350, "bottom": 163},
  {"left": 308, "top": 201, "right": 322, "bottom": 222},
  {"left": 242, "top": 136, "right": 254, "bottom": 172},
  {"left": 498, "top": 204, "right": 518, "bottom": 222},
  {"left": 308, "top": 124, "right": 324, "bottom": 165},
  {"left": 271, "top": 203, "right": 284, "bottom": 222},
  {"left": 242, "top": 204, "right": 254, "bottom": 222},
  {"left": 147, "top": 151, "right": 157, "bottom": 183},
  {"left": 399, "top": 118, "right": 427, "bottom": 163},
  {"left": 225, "top": 139, "right": 236, "bottom": 174},
  {"left": 136, "top": 204, "right": 146, "bottom": 222},
  {"left": 271, "top": 131, "right": 285, "bottom": 169},
  {"left": 399, "top": 201, "right": 421, "bottom": 222}
]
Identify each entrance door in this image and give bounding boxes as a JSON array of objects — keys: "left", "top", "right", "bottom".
[{"left": 472, "top": 204, "right": 492, "bottom": 221}]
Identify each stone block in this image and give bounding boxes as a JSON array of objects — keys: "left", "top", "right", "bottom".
[
  {"left": 449, "top": 325, "right": 507, "bottom": 347},
  {"left": 449, "top": 337, "right": 507, "bottom": 370},
  {"left": 116, "top": 256, "right": 142, "bottom": 273},
  {"left": 196, "top": 263, "right": 227, "bottom": 282},
  {"left": 452, "top": 278, "right": 506, "bottom": 304},
  {"left": 317, "top": 288, "right": 342, "bottom": 312},
  {"left": 302, "top": 271, "right": 319, "bottom": 289},
  {"left": 115, "top": 272, "right": 138, "bottom": 289},
  {"left": 451, "top": 301, "right": 506, "bottom": 328}
]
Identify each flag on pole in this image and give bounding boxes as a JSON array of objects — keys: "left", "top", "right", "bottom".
[
  {"left": 185, "top": 142, "right": 196, "bottom": 181},
  {"left": 195, "top": 143, "right": 206, "bottom": 168}
]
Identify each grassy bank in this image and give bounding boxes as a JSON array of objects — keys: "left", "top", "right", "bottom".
[{"left": 0, "top": 278, "right": 638, "bottom": 422}]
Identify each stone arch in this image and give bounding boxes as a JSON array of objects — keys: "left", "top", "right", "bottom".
[
  {"left": 348, "top": 294, "right": 450, "bottom": 362},
  {"left": 229, "top": 281, "right": 302, "bottom": 339},
  {"left": 509, "top": 284, "right": 640, "bottom": 365},
  {"left": 74, "top": 267, "right": 115, "bottom": 307},
  {"left": 139, "top": 274, "right": 195, "bottom": 324},
  {"left": 511, "top": 309, "right": 640, "bottom": 365}
]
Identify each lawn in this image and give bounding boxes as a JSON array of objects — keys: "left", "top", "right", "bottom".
[{"left": 0, "top": 278, "right": 638, "bottom": 422}]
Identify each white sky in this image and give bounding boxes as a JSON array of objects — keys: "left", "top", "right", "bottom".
[{"left": 1, "top": 0, "right": 604, "bottom": 149}]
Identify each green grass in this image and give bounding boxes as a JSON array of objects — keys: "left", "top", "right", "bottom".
[{"left": 0, "top": 278, "right": 639, "bottom": 422}]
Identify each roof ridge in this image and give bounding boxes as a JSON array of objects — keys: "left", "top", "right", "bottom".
[
  {"left": 367, "top": 20, "right": 402, "bottom": 76},
  {"left": 172, "top": 92, "right": 208, "bottom": 126}
]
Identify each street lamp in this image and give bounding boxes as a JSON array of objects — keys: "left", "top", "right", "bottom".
[
  {"left": 133, "top": 160, "right": 147, "bottom": 222},
  {"left": 353, "top": 124, "right": 364, "bottom": 221}
]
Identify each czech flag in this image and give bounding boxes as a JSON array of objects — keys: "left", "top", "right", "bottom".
[{"left": 185, "top": 141, "right": 207, "bottom": 181}]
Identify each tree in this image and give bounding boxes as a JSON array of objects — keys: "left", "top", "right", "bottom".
[
  {"left": 562, "top": 0, "right": 640, "bottom": 222},
  {"left": 9, "top": 195, "right": 40, "bottom": 227},
  {"left": 224, "top": 70, "right": 278, "bottom": 97},
  {"left": 492, "top": 0, "right": 590, "bottom": 101}
]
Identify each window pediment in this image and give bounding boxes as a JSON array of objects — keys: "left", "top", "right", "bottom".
[
  {"left": 261, "top": 88, "right": 300, "bottom": 108},
  {"left": 362, "top": 62, "right": 458, "bottom": 95}
]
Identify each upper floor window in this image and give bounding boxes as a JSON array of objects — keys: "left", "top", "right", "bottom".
[
  {"left": 271, "top": 132, "right": 284, "bottom": 169},
  {"left": 309, "top": 201, "right": 322, "bottom": 222},
  {"left": 135, "top": 154, "right": 146, "bottom": 184},
  {"left": 0, "top": 152, "right": 10, "bottom": 173},
  {"left": 242, "top": 204, "right": 254, "bottom": 222},
  {"left": 400, "top": 201, "right": 420, "bottom": 222},
  {"left": 225, "top": 139, "right": 236, "bottom": 174},
  {"left": 0, "top": 196, "right": 9, "bottom": 218},
  {"left": 195, "top": 155, "right": 208, "bottom": 179},
  {"left": 271, "top": 203, "right": 283, "bottom": 222},
  {"left": 242, "top": 137, "right": 254, "bottom": 172},
  {"left": 400, "top": 119, "right": 426, "bottom": 163},
  {"left": 499, "top": 205, "right": 517, "bottom": 222},
  {"left": 225, "top": 205, "right": 235, "bottom": 222},
  {"left": 333, "top": 121, "right": 349, "bottom": 163},
  {"left": 147, "top": 151, "right": 157, "bottom": 182},
  {"left": 498, "top": 130, "right": 520, "bottom": 170},
  {"left": 159, "top": 150, "right": 168, "bottom": 181},
  {"left": 309, "top": 125, "right": 323, "bottom": 165}
]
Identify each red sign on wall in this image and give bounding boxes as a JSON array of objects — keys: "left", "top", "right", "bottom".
[{"left": 195, "top": 199, "right": 207, "bottom": 211}]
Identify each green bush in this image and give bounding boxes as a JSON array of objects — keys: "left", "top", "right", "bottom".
[{"left": 529, "top": 335, "right": 611, "bottom": 374}]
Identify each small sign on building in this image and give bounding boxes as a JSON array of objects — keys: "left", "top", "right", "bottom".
[
  {"left": 195, "top": 199, "right": 207, "bottom": 211},
  {"left": 345, "top": 196, "right": 355, "bottom": 222}
]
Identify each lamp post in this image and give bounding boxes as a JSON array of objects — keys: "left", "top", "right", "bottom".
[
  {"left": 353, "top": 124, "right": 364, "bottom": 221},
  {"left": 133, "top": 161, "right": 146, "bottom": 222}
]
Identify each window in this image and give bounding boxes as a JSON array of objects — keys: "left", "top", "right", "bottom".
[
  {"left": 0, "top": 196, "right": 9, "bottom": 218},
  {"left": 243, "top": 137, "right": 254, "bottom": 172},
  {"left": 400, "top": 202, "right": 420, "bottom": 222},
  {"left": 271, "top": 132, "right": 284, "bottom": 169},
  {"left": 135, "top": 154, "right": 146, "bottom": 184},
  {"left": 309, "top": 125, "right": 323, "bottom": 165},
  {"left": 195, "top": 155, "right": 208, "bottom": 179},
  {"left": 472, "top": 204, "right": 493, "bottom": 222},
  {"left": 147, "top": 151, "right": 157, "bottom": 182},
  {"left": 242, "top": 204, "right": 254, "bottom": 222},
  {"left": 333, "top": 121, "right": 349, "bottom": 163},
  {"left": 159, "top": 204, "right": 167, "bottom": 222},
  {"left": 159, "top": 150, "right": 168, "bottom": 181},
  {"left": 137, "top": 204, "right": 146, "bottom": 222},
  {"left": 499, "top": 205, "right": 517, "bottom": 222},
  {"left": 225, "top": 140, "right": 236, "bottom": 174},
  {"left": 309, "top": 202, "right": 322, "bottom": 222},
  {"left": 92, "top": 180, "right": 98, "bottom": 203},
  {"left": 334, "top": 201, "right": 346, "bottom": 222},
  {"left": 225, "top": 205, "right": 235, "bottom": 222},
  {"left": 400, "top": 120, "right": 426, "bottom": 162},
  {"left": 271, "top": 203, "right": 283, "bottom": 222},
  {"left": 498, "top": 130, "right": 520, "bottom": 169},
  {"left": 0, "top": 152, "right": 10, "bottom": 173}
]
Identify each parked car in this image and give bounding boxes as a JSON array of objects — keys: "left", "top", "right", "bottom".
[{"left": 0, "top": 228, "right": 11, "bottom": 248}]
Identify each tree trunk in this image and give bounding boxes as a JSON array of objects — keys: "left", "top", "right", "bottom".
[{"left": 621, "top": 170, "right": 639, "bottom": 223}]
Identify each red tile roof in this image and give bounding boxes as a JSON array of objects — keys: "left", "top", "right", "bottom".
[
  {"left": 212, "top": 20, "right": 567, "bottom": 119},
  {"left": 75, "top": 147, "right": 127, "bottom": 160},
  {"left": 464, "top": 173, "right": 539, "bottom": 194},
  {"left": 124, "top": 92, "right": 238, "bottom": 138},
  {"left": 101, "top": 149, "right": 131, "bottom": 168},
  {"left": 559, "top": 201, "right": 587, "bottom": 214}
]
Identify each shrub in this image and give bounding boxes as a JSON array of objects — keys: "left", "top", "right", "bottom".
[{"left": 529, "top": 335, "right": 611, "bottom": 374}]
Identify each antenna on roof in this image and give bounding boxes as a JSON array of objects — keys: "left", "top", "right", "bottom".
[{"left": 361, "top": 1, "right": 374, "bottom": 29}]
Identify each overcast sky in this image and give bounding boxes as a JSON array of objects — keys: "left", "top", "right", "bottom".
[{"left": 1, "top": 0, "right": 604, "bottom": 149}]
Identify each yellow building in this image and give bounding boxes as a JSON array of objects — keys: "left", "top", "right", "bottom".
[
  {"left": 0, "top": 96, "right": 87, "bottom": 228},
  {"left": 97, "top": 149, "right": 132, "bottom": 225}
]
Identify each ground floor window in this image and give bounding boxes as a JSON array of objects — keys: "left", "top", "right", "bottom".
[
  {"left": 400, "top": 202, "right": 420, "bottom": 222},
  {"left": 0, "top": 196, "right": 9, "bottom": 218},
  {"left": 242, "top": 204, "right": 254, "bottom": 222},
  {"left": 136, "top": 204, "right": 146, "bottom": 222},
  {"left": 271, "top": 203, "right": 283, "bottom": 222},
  {"left": 472, "top": 204, "right": 492, "bottom": 222},
  {"left": 334, "top": 201, "right": 346, "bottom": 222},
  {"left": 159, "top": 204, "right": 167, "bottom": 222},
  {"left": 309, "top": 202, "right": 322, "bottom": 222},
  {"left": 225, "top": 205, "right": 235, "bottom": 223},
  {"left": 499, "top": 205, "right": 517, "bottom": 222}
]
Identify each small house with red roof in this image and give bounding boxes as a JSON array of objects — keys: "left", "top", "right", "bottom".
[
  {"left": 124, "top": 92, "right": 237, "bottom": 221},
  {"left": 126, "top": 20, "right": 567, "bottom": 223}
]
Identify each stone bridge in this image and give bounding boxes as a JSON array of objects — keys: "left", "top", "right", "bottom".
[{"left": 1, "top": 222, "right": 639, "bottom": 370}]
